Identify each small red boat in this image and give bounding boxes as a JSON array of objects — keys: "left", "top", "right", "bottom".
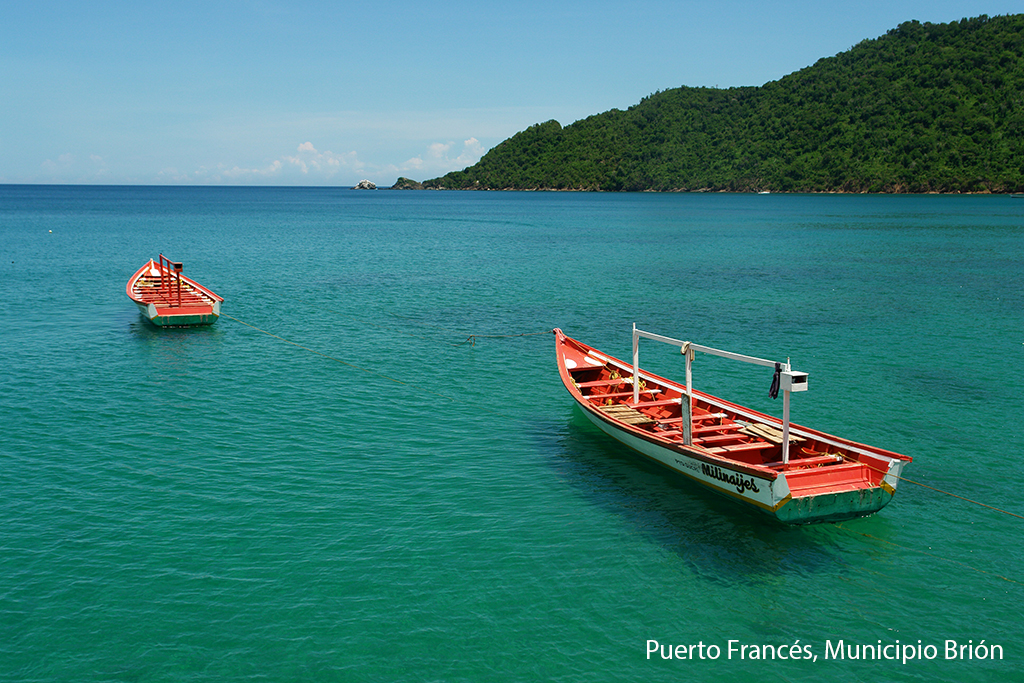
[
  {"left": 126, "top": 255, "right": 223, "bottom": 327},
  {"left": 555, "top": 326, "right": 912, "bottom": 524}
]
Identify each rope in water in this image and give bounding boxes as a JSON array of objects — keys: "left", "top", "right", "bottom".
[
  {"left": 222, "top": 314, "right": 457, "bottom": 403},
  {"left": 221, "top": 315, "right": 551, "bottom": 415},
  {"left": 296, "top": 297, "right": 552, "bottom": 348},
  {"left": 836, "top": 453, "right": 1024, "bottom": 521},
  {"left": 455, "top": 331, "right": 553, "bottom": 347},
  {"left": 834, "top": 523, "right": 1024, "bottom": 585}
]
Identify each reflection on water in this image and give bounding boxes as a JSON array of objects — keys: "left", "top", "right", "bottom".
[{"left": 539, "top": 409, "right": 898, "bottom": 586}]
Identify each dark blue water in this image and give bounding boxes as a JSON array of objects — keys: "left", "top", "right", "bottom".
[{"left": 2, "top": 186, "right": 1022, "bottom": 682}]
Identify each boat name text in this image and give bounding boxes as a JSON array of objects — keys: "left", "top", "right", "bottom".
[{"left": 701, "top": 464, "right": 760, "bottom": 494}]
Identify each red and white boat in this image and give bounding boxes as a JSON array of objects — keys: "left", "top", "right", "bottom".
[
  {"left": 555, "top": 326, "right": 912, "bottom": 524},
  {"left": 126, "top": 255, "right": 223, "bottom": 327}
]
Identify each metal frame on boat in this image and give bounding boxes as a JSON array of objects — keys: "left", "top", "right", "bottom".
[{"left": 555, "top": 326, "right": 912, "bottom": 524}]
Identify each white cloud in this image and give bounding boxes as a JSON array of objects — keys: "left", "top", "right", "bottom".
[
  {"left": 157, "top": 168, "right": 190, "bottom": 182},
  {"left": 283, "top": 142, "right": 360, "bottom": 175},
  {"left": 428, "top": 142, "right": 452, "bottom": 159},
  {"left": 38, "top": 152, "right": 109, "bottom": 181},
  {"left": 41, "top": 153, "right": 75, "bottom": 172},
  {"left": 399, "top": 137, "right": 487, "bottom": 178},
  {"left": 219, "top": 160, "right": 284, "bottom": 179},
  {"left": 456, "top": 137, "right": 485, "bottom": 165},
  {"left": 155, "top": 133, "right": 489, "bottom": 186},
  {"left": 179, "top": 142, "right": 368, "bottom": 183}
]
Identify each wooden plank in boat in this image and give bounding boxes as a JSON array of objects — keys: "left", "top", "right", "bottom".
[
  {"left": 598, "top": 404, "right": 655, "bottom": 425},
  {"left": 706, "top": 442, "right": 774, "bottom": 454},
  {"left": 740, "top": 423, "right": 805, "bottom": 445}
]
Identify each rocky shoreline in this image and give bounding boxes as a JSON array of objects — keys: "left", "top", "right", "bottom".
[{"left": 385, "top": 181, "right": 1016, "bottom": 195}]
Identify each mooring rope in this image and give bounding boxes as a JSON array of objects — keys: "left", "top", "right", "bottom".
[
  {"left": 223, "top": 314, "right": 457, "bottom": 403},
  {"left": 837, "top": 453, "right": 1024, "bottom": 521},
  {"left": 221, "top": 314, "right": 550, "bottom": 412},
  {"left": 834, "top": 523, "right": 1023, "bottom": 585},
  {"left": 893, "top": 475, "right": 1024, "bottom": 520},
  {"left": 455, "top": 331, "right": 553, "bottom": 347},
  {"left": 294, "top": 296, "right": 552, "bottom": 348}
]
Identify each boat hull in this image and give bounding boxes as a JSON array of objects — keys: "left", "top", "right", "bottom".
[
  {"left": 134, "top": 300, "right": 221, "bottom": 327},
  {"left": 772, "top": 481, "right": 898, "bottom": 524},
  {"left": 127, "top": 258, "right": 223, "bottom": 328},
  {"left": 556, "top": 329, "right": 911, "bottom": 525},
  {"left": 577, "top": 404, "right": 786, "bottom": 514}
]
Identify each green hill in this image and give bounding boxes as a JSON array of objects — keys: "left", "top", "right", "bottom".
[{"left": 422, "top": 15, "right": 1024, "bottom": 193}]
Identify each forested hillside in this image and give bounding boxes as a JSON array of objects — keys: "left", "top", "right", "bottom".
[{"left": 422, "top": 15, "right": 1024, "bottom": 192}]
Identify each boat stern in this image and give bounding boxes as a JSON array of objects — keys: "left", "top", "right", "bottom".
[
  {"left": 774, "top": 485, "right": 897, "bottom": 524},
  {"left": 771, "top": 456, "right": 907, "bottom": 524},
  {"left": 140, "top": 302, "right": 219, "bottom": 327}
]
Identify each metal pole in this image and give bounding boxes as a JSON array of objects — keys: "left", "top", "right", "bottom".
[
  {"left": 781, "top": 360, "right": 792, "bottom": 463},
  {"left": 782, "top": 390, "right": 791, "bottom": 463},
  {"left": 632, "top": 323, "right": 640, "bottom": 405},
  {"left": 683, "top": 343, "right": 693, "bottom": 446}
]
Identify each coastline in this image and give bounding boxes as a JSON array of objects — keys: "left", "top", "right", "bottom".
[{"left": 392, "top": 183, "right": 1021, "bottom": 195}]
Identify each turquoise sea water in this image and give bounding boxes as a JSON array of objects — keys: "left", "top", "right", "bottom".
[{"left": 2, "top": 186, "right": 1022, "bottom": 682}]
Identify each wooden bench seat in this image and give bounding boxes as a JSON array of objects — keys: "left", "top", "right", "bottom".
[
  {"left": 764, "top": 454, "right": 844, "bottom": 470},
  {"left": 740, "top": 423, "right": 806, "bottom": 445},
  {"left": 705, "top": 442, "right": 775, "bottom": 455},
  {"left": 584, "top": 389, "right": 661, "bottom": 400},
  {"left": 625, "top": 397, "right": 681, "bottom": 409},
  {"left": 656, "top": 412, "right": 728, "bottom": 426},
  {"left": 692, "top": 422, "right": 742, "bottom": 435},
  {"left": 575, "top": 378, "right": 640, "bottom": 388},
  {"left": 654, "top": 422, "right": 744, "bottom": 440},
  {"left": 693, "top": 433, "right": 750, "bottom": 445}
]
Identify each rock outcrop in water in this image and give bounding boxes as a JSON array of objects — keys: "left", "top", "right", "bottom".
[{"left": 391, "top": 177, "right": 424, "bottom": 190}]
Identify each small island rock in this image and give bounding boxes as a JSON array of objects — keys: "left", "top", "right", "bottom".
[
  {"left": 392, "top": 177, "right": 424, "bottom": 190},
  {"left": 353, "top": 179, "right": 377, "bottom": 190}
]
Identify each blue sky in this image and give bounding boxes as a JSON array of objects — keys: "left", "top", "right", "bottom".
[{"left": 2, "top": 1, "right": 1019, "bottom": 186}]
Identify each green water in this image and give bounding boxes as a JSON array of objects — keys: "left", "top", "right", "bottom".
[{"left": 2, "top": 186, "right": 1022, "bottom": 682}]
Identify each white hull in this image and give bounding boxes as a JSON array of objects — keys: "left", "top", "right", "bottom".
[{"left": 578, "top": 403, "right": 789, "bottom": 513}]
